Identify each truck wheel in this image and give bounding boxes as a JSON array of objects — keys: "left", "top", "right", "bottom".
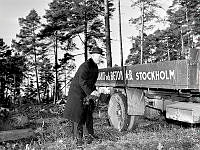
[{"left": 108, "top": 93, "right": 129, "bottom": 131}]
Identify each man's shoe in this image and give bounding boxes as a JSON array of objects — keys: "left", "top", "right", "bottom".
[
  {"left": 84, "top": 135, "right": 93, "bottom": 144},
  {"left": 90, "top": 134, "right": 99, "bottom": 139},
  {"left": 76, "top": 139, "right": 84, "bottom": 148}
]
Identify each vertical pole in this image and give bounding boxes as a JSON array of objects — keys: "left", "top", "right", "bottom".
[
  {"left": 105, "top": 0, "right": 112, "bottom": 67},
  {"left": 118, "top": 0, "right": 127, "bottom": 90},
  {"left": 118, "top": 0, "right": 123, "bottom": 67}
]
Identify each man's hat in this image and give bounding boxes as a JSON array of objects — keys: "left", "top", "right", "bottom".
[{"left": 89, "top": 47, "right": 104, "bottom": 56}]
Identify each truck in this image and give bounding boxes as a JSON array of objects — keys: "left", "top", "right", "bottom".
[{"left": 96, "top": 48, "right": 200, "bottom": 131}]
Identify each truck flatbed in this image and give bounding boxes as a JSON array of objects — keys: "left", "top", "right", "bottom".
[{"left": 96, "top": 60, "right": 200, "bottom": 91}]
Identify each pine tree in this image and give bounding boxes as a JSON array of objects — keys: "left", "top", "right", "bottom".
[
  {"left": 129, "top": 0, "right": 162, "bottom": 64},
  {"left": 0, "top": 39, "right": 26, "bottom": 106},
  {"left": 12, "top": 9, "right": 43, "bottom": 103},
  {"left": 41, "top": 0, "right": 106, "bottom": 102},
  {"left": 39, "top": 58, "right": 54, "bottom": 103},
  {"left": 43, "top": 0, "right": 105, "bottom": 60},
  {"left": 126, "top": 0, "right": 200, "bottom": 64},
  {"left": 167, "top": 0, "right": 200, "bottom": 58}
]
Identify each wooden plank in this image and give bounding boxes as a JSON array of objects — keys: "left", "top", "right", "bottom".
[{"left": 0, "top": 128, "right": 35, "bottom": 142}]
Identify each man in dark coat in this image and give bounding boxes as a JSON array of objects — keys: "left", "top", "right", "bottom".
[{"left": 63, "top": 47, "right": 103, "bottom": 146}]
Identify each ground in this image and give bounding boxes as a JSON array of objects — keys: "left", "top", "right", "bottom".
[{"left": 1, "top": 104, "right": 200, "bottom": 150}]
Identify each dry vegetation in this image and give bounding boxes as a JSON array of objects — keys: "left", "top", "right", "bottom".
[{"left": 1, "top": 104, "right": 200, "bottom": 150}]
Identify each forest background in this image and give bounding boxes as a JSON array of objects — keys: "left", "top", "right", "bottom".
[{"left": 0, "top": 0, "right": 199, "bottom": 106}]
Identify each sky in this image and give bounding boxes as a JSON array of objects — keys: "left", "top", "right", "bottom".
[
  {"left": 0, "top": 0, "right": 50, "bottom": 44},
  {"left": 0, "top": 0, "right": 171, "bottom": 67}
]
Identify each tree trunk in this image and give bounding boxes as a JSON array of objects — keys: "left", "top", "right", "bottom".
[
  {"left": 43, "top": 85, "right": 47, "bottom": 100},
  {"left": 185, "top": 7, "right": 190, "bottom": 58},
  {"left": 181, "top": 26, "right": 184, "bottom": 58},
  {"left": 33, "top": 29, "right": 41, "bottom": 103},
  {"left": 34, "top": 49, "right": 41, "bottom": 103},
  {"left": 54, "top": 33, "right": 58, "bottom": 104},
  {"left": 13, "top": 74, "right": 16, "bottom": 102},
  {"left": 84, "top": 12, "right": 88, "bottom": 61},
  {"left": 0, "top": 77, "right": 5, "bottom": 101},
  {"left": 140, "top": 0, "right": 144, "bottom": 64}
]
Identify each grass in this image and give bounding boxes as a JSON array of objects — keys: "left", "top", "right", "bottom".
[
  {"left": 1, "top": 104, "right": 200, "bottom": 150},
  {"left": 39, "top": 115, "right": 200, "bottom": 150},
  {"left": 82, "top": 117, "right": 200, "bottom": 150}
]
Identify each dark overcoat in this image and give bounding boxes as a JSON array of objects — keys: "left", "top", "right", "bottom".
[{"left": 63, "top": 58, "right": 98, "bottom": 123}]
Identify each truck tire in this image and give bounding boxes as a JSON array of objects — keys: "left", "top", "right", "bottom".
[{"left": 108, "top": 93, "right": 129, "bottom": 131}]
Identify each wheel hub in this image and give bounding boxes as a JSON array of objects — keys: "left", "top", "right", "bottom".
[
  {"left": 116, "top": 109, "right": 122, "bottom": 116},
  {"left": 116, "top": 104, "right": 122, "bottom": 118}
]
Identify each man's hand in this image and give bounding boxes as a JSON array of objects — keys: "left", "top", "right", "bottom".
[
  {"left": 83, "top": 90, "right": 99, "bottom": 106},
  {"left": 83, "top": 95, "right": 98, "bottom": 106},
  {"left": 85, "top": 95, "right": 98, "bottom": 101},
  {"left": 90, "top": 90, "right": 100, "bottom": 97}
]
